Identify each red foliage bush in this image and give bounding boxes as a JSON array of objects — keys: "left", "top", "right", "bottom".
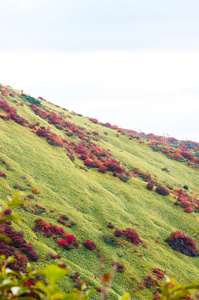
[
  {"left": 98, "top": 165, "right": 107, "bottom": 173},
  {"left": 146, "top": 182, "right": 154, "bottom": 191},
  {"left": 0, "top": 171, "right": 6, "bottom": 177},
  {"left": 144, "top": 276, "right": 159, "bottom": 288},
  {"left": 9, "top": 252, "right": 29, "bottom": 273},
  {"left": 104, "top": 159, "right": 124, "bottom": 174},
  {"left": 60, "top": 214, "right": 69, "bottom": 220},
  {"left": 114, "top": 229, "right": 123, "bottom": 237},
  {"left": 89, "top": 118, "right": 99, "bottom": 124},
  {"left": 84, "top": 239, "right": 96, "bottom": 250},
  {"left": 58, "top": 239, "right": 67, "bottom": 247},
  {"left": 33, "top": 218, "right": 78, "bottom": 250},
  {"left": 153, "top": 268, "right": 164, "bottom": 280},
  {"left": 36, "top": 128, "right": 49, "bottom": 137},
  {"left": 184, "top": 207, "right": 192, "bottom": 213},
  {"left": 155, "top": 185, "right": 170, "bottom": 196},
  {"left": 167, "top": 231, "right": 198, "bottom": 256},
  {"left": 84, "top": 158, "right": 94, "bottom": 168},
  {"left": 59, "top": 263, "right": 67, "bottom": 269},
  {"left": 113, "top": 261, "right": 125, "bottom": 273},
  {"left": 173, "top": 200, "right": 179, "bottom": 205},
  {"left": 123, "top": 228, "right": 141, "bottom": 245},
  {"left": 108, "top": 222, "right": 114, "bottom": 229},
  {"left": 0, "top": 218, "right": 39, "bottom": 271},
  {"left": 180, "top": 201, "right": 190, "bottom": 208}
]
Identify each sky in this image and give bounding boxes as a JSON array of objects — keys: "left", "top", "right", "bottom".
[{"left": 0, "top": 0, "right": 199, "bottom": 141}]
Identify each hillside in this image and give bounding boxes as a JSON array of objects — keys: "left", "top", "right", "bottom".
[{"left": 0, "top": 83, "right": 199, "bottom": 299}]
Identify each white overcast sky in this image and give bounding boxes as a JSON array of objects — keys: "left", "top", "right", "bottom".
[{"left": 0, "top": 0, "right": 199, "bottom": 141}]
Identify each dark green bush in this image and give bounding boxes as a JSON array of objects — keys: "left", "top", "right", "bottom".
[{"left": 19, "top": 94, "right": 42, "bottom": 107}]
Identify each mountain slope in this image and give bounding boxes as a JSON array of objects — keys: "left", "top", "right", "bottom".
[{"left": 0, "top": 84, "right": 199, "bottom": 299}]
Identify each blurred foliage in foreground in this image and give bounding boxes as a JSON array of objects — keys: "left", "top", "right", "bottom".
[{"left": 0, "top": 196, "right": 199, "bottom": 299}]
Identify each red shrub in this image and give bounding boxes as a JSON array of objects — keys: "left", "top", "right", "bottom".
[
  {"left": 60, "top": 214, "right": 69, "bottom": 220},
  {"left": 105, "top": 122, "right": 111, "bottom": 127},
  {"left": 144, "top": 276, "right": 159, "bottom": 288},
  {"left": 180, "top": 201, "right": 190, "bottom": 208},
  {"left": 123, "top": 228, "right": 141, "bottom": 245},
  {"left": 155, "top": 185, "right": 170, "bottom": 196},
  {"left": 184, "top": 207, "right": 192, "bottom": 213},
  {"left": 33, "top": 218, "right": 78, "bottom": 250},
  {"left": 0, "top": 171, "right": 7, "bottom": 177},
  {"left": 105, "top": 159, "right": 124, "bottom": 173},
  {"left": 36, "top": 128, "right": 49, "bottom": 137},
  {"left": 108, "top": 222, "right": 114, "bottom": 229},
  {"left": 146, "top": 182, "right": 154, "bottom": 191},
  {"left": 173, "top": 200, "right": 179, "bottom": 205},
  {"left": 0, "top": 220, "right": 39, "bottom": 271},
  {"left": 84, "top": 158, "right": 94, "bottom": 168},
  {"left": 67, "top": 234, "right": 75, "bottom": 244},
  {"left": 113, "top": 262, "right": 125, "bottom": 273},
  {"left": 167, "top": 231, "right": 198, "bottom": 256},
  {"left": 89, "top": 118, "right": 99, "bottom": 124},
  {"left": 84, "top": 240, "right": 96, "bottom": 250},
  {"left": 153, "top": 268, "right": 164, "bottom": 280},
  {"left": 98, "top": 165, "right": 107, "bottom": 173},
  {"left": 58, "top": 239, "right": 67, "bottom": 247},
  {"left": 114, "top": 229, "right": 123, "bottom": 237}
]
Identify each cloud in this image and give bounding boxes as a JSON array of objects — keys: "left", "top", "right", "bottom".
[
  {"left": 1, "top": 50, "right": 199, "bottom": 141},
  {"left": 1, "top": 0, "right": 55, "bottom": 13}
]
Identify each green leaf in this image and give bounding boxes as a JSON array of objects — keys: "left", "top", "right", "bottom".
[
  {"left": 52, "top": 286, "right": 62, "bottom": 294},
  {"left": 184, "top": 282, "right": 199, "bottom": 290},
  {"left": 7, "top": 200, "right": 25, "bottom": 207},
  {"left": 36, "top": 281, "right": 49, "bottom": 294},
  {"left": 43, "top": 265, "right": 67, "bottom": 285},
  {"left": 83, "top": 289, "right": 96, "bottom": 300},
  {"left": 0, "top": 234, "right": 12, "bottom": 242},
  {"left": 27, "top": 263, "right": 32, "bottom": 273},
  {"left": 119, "top": 292, "right": 131, "bottom": 300},
  {"left": 0, "top": 215, "right": 21, "bottom": 223},
  {"left": 62, "top": 293, "right": 80, "bottom": 300},
  {"left": 51, "top": 292, "right": 64, "bottom": 299},
  {"left": 12, "top": 192, "right": 25, "bottom": 201},
  {"left": 81, "top": 283, "right": 87, "bottom": 291},
  {"left": 7, "top": 257, "right": 15, "bottom": 264}
]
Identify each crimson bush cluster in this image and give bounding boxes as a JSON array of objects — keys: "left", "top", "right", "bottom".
[
  {"left": 28, "top": 103, "right": 133, "bottom": 179},
  {"left": 155, "top": 185, "right": 170, "bottom": 196},
  {"left": 146, "top": 182, "right": 154, "bottom": 191},
  {"left": 0, "top": 211, "right": 39, "bottom": 272},
  {"left": 123, "top": 228, "right": 141, "bottom": 245},
  {"left": 148, "top": 140, "right": 199, "bottom": 169},
  {"left": 0, "top": 94, "right": 154, "bottom": 182},
  {"left": 84, "top": 239, "right": 96, "bottom": 250},
  {"left": 0, "top": 171, "right": 6, "bottom": 177},
  {"left": 172, "top": 188, "right": 199, "bottom": 213},
  {"left": 144, "top": 275, "right": 159, "bottom": 288},
  {"left": 153, "top": 268, "right": 165, "bottom": 280},
  {"left": 167, "top": 231, "right": 198, "bottom": 257},
  {"left": 113, "top": 261, "right": 125, "bottom": 273},
  {"left": 88, "top": 114, "right": 199, "bottom": 169},
  {"left": 33, "top": 218, "right": 79, "bottom": 250},
  {"left": 113, "top": 227, "right": 141, "bottom": 245},
  {"left": 57, "top": 214, "right": 76, "bottom": 228}
]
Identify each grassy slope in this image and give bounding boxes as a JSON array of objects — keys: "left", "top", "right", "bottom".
[{"left": 0, "top": 90, "right": 199, "bottom": 299}]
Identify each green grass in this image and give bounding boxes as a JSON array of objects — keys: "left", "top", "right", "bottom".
[{"left": 0, "top": 87, "right": 199, "bottom": 299}]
